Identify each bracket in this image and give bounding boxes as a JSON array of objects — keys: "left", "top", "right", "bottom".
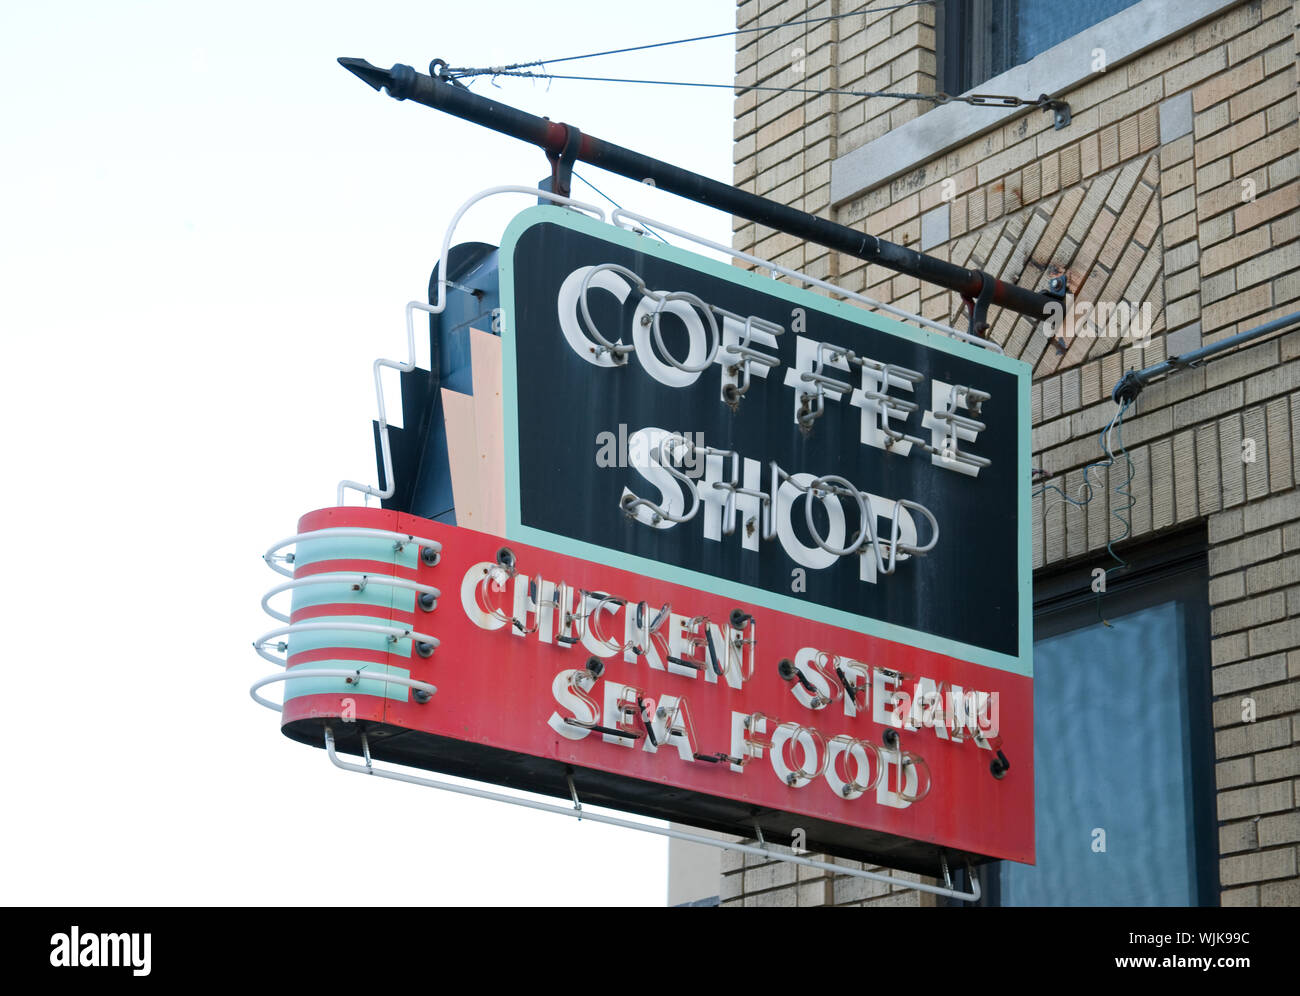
[
  {"left": 547, "top": 123, "right": 582, "bottom": 199},
  {"left": 963, "top": 273, "right": 997, "bottom": 340},
  {"left": 1039, "top": 94, "right": 1071, "bottom": 130},
  {"left": 1112, "top": 368, "right": 1145, "bottom": 405},
  {"left": 566, "top": 767, "right": 582, "bottom": 820}
]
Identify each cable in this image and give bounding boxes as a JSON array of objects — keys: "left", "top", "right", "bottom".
[
  {"left": 1104, "top": 402, "right": 1135, "bottom": 574},
  {"left": 1033, "top": 399, "right": 1132, "bottom": 510},
  {"left": 451, "top": 68, "right": 1057, "bottom": 112},
  {"left": 444, "top": 2, "right": 937, "bottom": 77},
  {"left": 1033, "top": 398, "right": 1136, "bottom": 627},
  {"left": 571, "top": 170, "right": 669, "bottom": 243}
]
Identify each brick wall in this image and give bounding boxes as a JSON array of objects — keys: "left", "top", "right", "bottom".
[{"left": 723, "top": 0, "right": 1299, "bottom": 907}]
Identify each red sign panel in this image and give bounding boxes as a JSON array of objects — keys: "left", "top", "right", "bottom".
[{"left": 280, "top": 506, "right": 1032, "bottom": 869}]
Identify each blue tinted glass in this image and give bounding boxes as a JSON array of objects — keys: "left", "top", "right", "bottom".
[
  {"left": 1015, "top": 1, "right": 1143, "bottom": 63},
  {"left": 1002, "top": 600, "right": 1201, "bottom": 906}
]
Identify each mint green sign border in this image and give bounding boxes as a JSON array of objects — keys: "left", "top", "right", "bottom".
[{"left": 498, "top": 206, "right": 1033, "bottom": 679}]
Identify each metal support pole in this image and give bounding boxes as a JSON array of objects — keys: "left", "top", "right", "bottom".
[
  {"left": 1113, "top": 310, "right": 1300, "bottom": 404},
  {"left": 339, "top": 58, "right": 1062, "bottom": 324}
]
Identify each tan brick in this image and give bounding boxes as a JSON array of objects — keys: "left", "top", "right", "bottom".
[
  {"left": 1098, "top": 124, "right": 1119, "bottom": 171},
  {"left": 1257, "top": 745, "right": 1300, "bottom": 781},
  {"left": 1271, "top": 208, "right": 1300, "bottom": 245},
  {"left": 1233, "top": 121, "right": 1300, "bottom": 177},
  {"left": 1199, "top": 152, "right": 1238, "bottom": 193},
  {"left": 1219, "top": 847, "right": 1297, "bottom": 887},
  {"left": 1211, "top": 529, "right": 1283, "bottom": 574},
  {"left": 1210, "top": 507, "right": 1245, "bottom": 543},
  {"left": 1163, "top": 213, "right": 1198, "bottom": 246},
  {"left": 1266, "top": 397, "right": 1293, "bottom": 490},
  {"left": 1193, "top": 56, "right": 1264, "bottom": 112},
  {"left": 1059, "top": 144, "right": 1081, "bottom": 187},
  {"left": 1194, "top": 111, "right": 1267, "bottom": 168},
  {"left": 864, "top": 192, "right": 919, "bottom": 234},
  {"left": 1268, "top": 150, "right": 1300, "bottom": 188},
  {"left": 1196, "top": 421, "right": 1224, "bottom": 515},
  {"left": 1206, "top": 569, "right": 1248, "bottom": 608},
  {"left": 1220, "top": 819, "right": 1259, "bottom": 853},
  {"left": 1207, "top": 339, "right": 1282, "bottom": 390},
  {"left": 1129, "top": 33, "right": 1196, "bottom": 86},
  {"left": 1163, "top": 158, "right": 1195, "bottom": 195},
  {"left": 1139, "top": 105, "right": 1160, "bottom": 151},
  {"left": 1213, "top": 653, "right": 1289, "bottom": 693},
  {"left": 1236, "top": 244, "right": 1297, "bottom": 292},
  {"left": 1265, "top": 94, "right": 1297, "bottom": 132},
  {"left": 1236, "top": 180, "right": 1300, "bottom": 231},
  {"left": 1216, "top": 777, "right": 1293, "bottom": 817},
  {"left": 1161, "top": 134, "right": 1194, "bottom": 170},
  {"left": 1199, "top": 211, "right": 1234, "bottom": 247},
  {"left": 1222, "top": 885, "right": 1260, "bottom": 906},
  {"left": 1214, "top": 633, "right": 1250, "bottom": 666},
  {"left": 1198, "top": 173, "right": 1257, "bottom": 221},
  {"left": 1164, "top": 239, "right": 1199, "bottom": 274},
  {"left": 1261, "top": 878, "right": 1300, "bottom": 905},
  {"left": 1163, "top": 47, "right": 1228, "bottom": 97},
  {"left": 1202, "top": 227, "right": 1270, "bottom": 276},
  {"left": 1218, "top": 756, "right": 1254, "bottom": 788},
  {"left": 1212, "top": 590, "right": 1286, "bottom": 635},
  {"left": 1215, "top": 715, "right": 1293, "bottom": 758},
  {"left": 1175, "top": 380, "right": 1245, "bottom": 426},
  {"left": 1228, "top": 67, "right": 1297, "bottom": 123},
  {"left": 1246, "top": 405, "right": 1271, "bottom": 499},
  {"left": 1173, "top": 428, "right": 1198, "bottom": 522},
  {"left": 1226, "top": 8, "right": 1293, "bottom": 65},
  {"left": 1203, "top": 282, "right": 1272, "bottom": 333},
  {"left": 1249, "top": 616, "right": 1300, "bottom": 656},
  {"left": 1192, "top": 0, "right": 1266, "bottom": 53},
  {"left": 1203, "top": 269, "right": 1237, "bottom": 305}
]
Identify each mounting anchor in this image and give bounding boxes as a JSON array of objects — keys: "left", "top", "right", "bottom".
[
  {"left": 963, "top": 273, "right": 997, "bottom": 339},
  {"left": 1112, "top": 368, "right": 1145, "bottom": 405},
  {"left": 1040, "top": 94, "right": 1071, "bottom": 130},
  {"left": 566, "top": 767, "right": 582, "bottom": 820},
  {"left": 546, "top": 122, "right": 582, "bottom": 199}
]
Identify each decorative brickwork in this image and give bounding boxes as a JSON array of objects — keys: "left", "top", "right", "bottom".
[{"left": 725, "top": 0, "right": 1299, "bottom": 907}]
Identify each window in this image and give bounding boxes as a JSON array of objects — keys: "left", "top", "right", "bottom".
[
  {"left": 938, "top": 0, "right": 1144, "bottom": 94},
  {"left": 946, "top": 530, "right": 1219, "bottom": 906}
]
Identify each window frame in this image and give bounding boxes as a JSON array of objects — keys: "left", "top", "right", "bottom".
[{"left": 944, "top": 527, "right": 1219, "bottom": 907}]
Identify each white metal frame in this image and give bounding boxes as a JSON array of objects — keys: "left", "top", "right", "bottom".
[
  {"left": 609, "top": 207, "right": 1003, "bottom": 352},
  {"left": 336, "top": 186, "right": 606, "bottom": 507},
  {"left": 253, "top": 526, "right": 447, "bottom": 708},
  {"left": 253, "top": 621, "right": 441, "bottom": 667},
  {"left": 261, "top": 573, "right": 441, "bottom": 623},
  {"left": 263, "top": 527, "right": 444, "bottom": 578},
  {"left": 323, "top": 728, "right": 982, "bottom": 902},
  {"left": 250, "top": 669, "right": 438, "bottom": 713}
]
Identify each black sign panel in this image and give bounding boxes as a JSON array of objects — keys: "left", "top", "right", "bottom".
[{"left": 500, "top": 208, "right": 1029, "bottom": 666}]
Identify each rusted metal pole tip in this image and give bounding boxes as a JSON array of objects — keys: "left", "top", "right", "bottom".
[{"left": 338, "top": 57, "right": 390, "bottom": 92}]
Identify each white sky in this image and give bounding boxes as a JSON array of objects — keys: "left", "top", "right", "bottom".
[{"left": 1, "top": 0, "right": 738, "bottom": 905}]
